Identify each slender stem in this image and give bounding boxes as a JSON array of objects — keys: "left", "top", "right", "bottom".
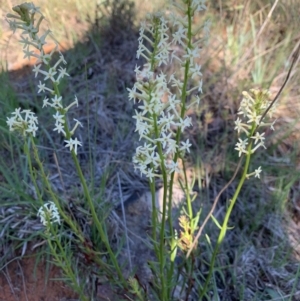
[
  {"left": 181, "top": 157, "right": 193, "bottom": 220},
  {"left": 47, "top": 236, "right": 89, "bottom": 301},
  {"left": 46, "top": 64, "right": 126, "bottom": 285},
  {"left": 25, "top": 138, "right": 89, "bottom": 299},
  {"left": 150, "top": 178, "right": 157, "bottom": 243},
  {"left": 168, "top": 0, "right": 193, "bottom": 236},
  {"left": 147, "top": 18, "right": 169, "bottom": 300},
  {"left": 200, "top": 131, "right": 255, "bottom": 298},
  {"left": 70, "top": 147, "right": 126, "bottom": 284},
  {"left": 24, "top": 138, "right": 46, "bottom": 208},
  {"left": 29, "top": 136, "right": 83, "bottom": 237}
]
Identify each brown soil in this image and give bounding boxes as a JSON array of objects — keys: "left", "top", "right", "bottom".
[
  {"left": 0, "top": 255, "right": 78, "bottom": 301},
  {"left": 0, "top": 190, "right": 156, "bottom": 301}
]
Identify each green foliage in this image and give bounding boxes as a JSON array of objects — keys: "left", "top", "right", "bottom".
[{"left": 1, "top": 0, "right": 300, "bottom": 300}]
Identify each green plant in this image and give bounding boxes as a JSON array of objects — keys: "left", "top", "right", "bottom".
[
  {"left": 5, "top": 3, "right": 126, "bottom": 299},
  {"left": 4, "top": 1, "right": 292, "bottom": 300}
]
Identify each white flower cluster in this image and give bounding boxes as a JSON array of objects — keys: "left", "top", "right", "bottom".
[
  {"left": 234, "top": 88, "right": 277, "bottom": 179},
  {"left": 37, "top": 201, "right": 61, "bottom": 226},
  {"left": 6, "top": 107, "right": 38, "bottom": 137},
  {"left": 128, "top": 1, "right": 208, "bottom": 181},
  {"left": 6, "top": 2, "right": 82, "bottom": 154}
]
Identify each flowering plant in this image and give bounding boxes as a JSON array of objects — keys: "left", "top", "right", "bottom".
[
  {"left": 6, "top": 3, "right": 127, "bottom": 300},
  {"left": 6, "top": 2, "right": 83, "bottom": 154},
  {"left": 234, "top": 89, "right": 277, "bottom": 178},
  {"left": 126, "top": 1, "right": 213, "bottom": 299},
  {"left": 7, "top": 107, "right": 38, "bottom": 137},
  {"left": 5, "top": 1, "right": 282, "bottom": 300},
  {"left": 127, "top": 1, "right": 279, "bottom": 298},
  {"left": 37, "top": 201, "right": 61, "bottom": 226}
]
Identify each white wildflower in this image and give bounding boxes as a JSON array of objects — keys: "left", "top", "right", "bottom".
[
  {"left": 37, "top": 201, "right": 61, "bottom": 226},
  {"left": 235, "top": 138, "right": 248, "bottom": 157},
  {"left": 251, "top": 132, "right": 265, "bottom": 145},
  {"left": 6, "top": 108, "right": 38, "bottom": 137},
  {"left": 179, "top": 139, "right": 192, "bottom": 153},
  {"left": 64, "top": 137, "right": 82, "bottom": 155},
  {"left": 246, "top": 166, "right": 262, "bottom": 179},
  {"left": 254, "top": 166, "right": 262, "bottom": 178},
  {"left": 43, "top": 67, "right": 57, "bottom": 82},
  {"left": 53, "top": 111, "right": 65, "bottom": 125},
  {"left": 51, "top": 95, "right": 63, "bottom": 109},
  {"left": 166, "top": 160, "right": 180, "bottom": 174},
  {"left": 53, "top": 123, "right": 66, "bottom": 136},
  {"left": 37, "top": 81, "right": 54, "bottom": 94}
]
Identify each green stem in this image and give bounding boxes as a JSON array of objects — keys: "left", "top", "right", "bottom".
[
  {"left": 168, "top": 0, "right": 193, "bottom": 238},
  {"left": 49, "top": 68, "right": 125, "bottom": 286},
  {"left": 181, "top": 157, "right": 193, "bottom": 220},
  {"left": 69, "top": 147, "right": 126, "bottom": 284},
  {"left": 29, "top": 136, "right": 83, "bottom": 238},
  {"left": 28, "top": 136, "right": 115, "bottom": 276},
  {"left": 47, "top": 236, "right": 89, "bottom": 301},
  {"left": 165, "top": 4, "right": 194, "bottom": 296},
  {"left": 24, "top": 139, "right": 44, "bottom": 205},
  {"left": 146, "top": 18, "right": 169, "bottom": 300},
  {"left": 150, "top": 178, "right": 157, "bottom": 244},
  {"left": 200, "top": 132, "right": 255, "bottom": 298},
  {"left": 25, "top": 138, "right": 89, "bottom": 299}
]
